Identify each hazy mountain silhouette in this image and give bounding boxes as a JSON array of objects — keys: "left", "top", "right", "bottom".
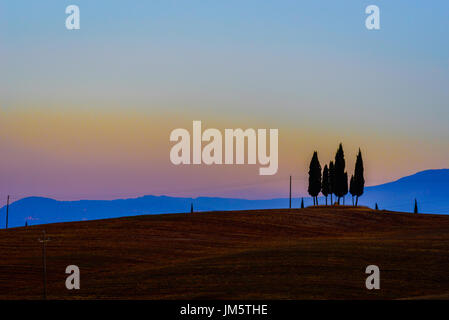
[
  {"left": 0, "top": 196, "right": 299, "bottom": 228},
  {"left": 359, "top": 169, "right": 449, "bottom": 213},
  {"left": 1, "top": 169, "right": 448, "bottom": 228}
]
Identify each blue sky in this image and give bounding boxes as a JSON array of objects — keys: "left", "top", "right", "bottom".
[{"left": 2, "top": 1, "right": 448, "bottom": 107}]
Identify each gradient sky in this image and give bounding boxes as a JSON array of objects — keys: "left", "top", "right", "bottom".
[{"left": 1, "top": 1, "right": 448, "bottom": 204}]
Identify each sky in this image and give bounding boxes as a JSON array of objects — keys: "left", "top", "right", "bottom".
[{"left": 0, "top": 1, "right": 448, "bottom": 203}]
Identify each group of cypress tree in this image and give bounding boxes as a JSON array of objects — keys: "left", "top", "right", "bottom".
[{"left": 308, "top": 143, "right": 365, "bottom": 206}]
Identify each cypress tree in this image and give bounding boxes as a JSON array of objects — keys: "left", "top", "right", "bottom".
[
  {"left": 334, "top": 143, "right": 347, "bottom": 204},
  {"left": 308, "top": 151, "right": 322, "bottom": 206},
  {"left": 322, "top": 165, "right": 330, "bottom": 205},
  {"left": 191, "top": 203, "right": 194, "bottom": 213},
  {"left": 375, "top": 203, "right": 379, "bottom": 210},
  {"left": 301, "top": 197, "right": 304, "bottom": 209},
  {"left": 354, "top": 149, "right": 365, "bottom": 206},
  {"left": 349, "top": 175, "right": 356, "bottom": 206},
  {"left": 414, "top": 199, "right": 418, "bottom": 214},
  {"left": 329, "top": 161, "right": 335, "bottom": 205},
  {"left": 342, "top": 172, "right": 348, "bottom": 205}
]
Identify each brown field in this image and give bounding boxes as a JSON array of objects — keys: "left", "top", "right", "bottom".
[{"left": 0, "top": 206, "right": 449, "bottom": 300}]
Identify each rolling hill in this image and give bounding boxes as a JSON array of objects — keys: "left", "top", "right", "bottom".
[{"left": 1, "top": 206, "right": 449, "bottom": 299}]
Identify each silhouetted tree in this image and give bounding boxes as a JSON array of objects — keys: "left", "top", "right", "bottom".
[
  {"left": 301, "top": 197, "right": 304, "bottom": 209},
  {"left": 322, "top": 165, "right": 330, "bottom": 205},
  {"left": 375, "top": 203, "right": 379, "bottom": 210},
  {"left": 414, "top": 199, "right": 418, "bottom": 214},
  {"left": 353, "top": 149, "right": 365, "bottom": 206},
  {"left": 191, "top": 203, "right": 194, "bottom": 213},
  {"left": 342, "top": 172, "right": 348, "bottom": 205},
  {"left": 334, "top": 144, "right": 348, "bottom": 204},
  {"left": 25, "top": 220, "right": 28, "bottom": 227},
  {"left": 329, "top": 161, "right": 335, "bottom": 204},
  {"left": 349, "top": 175, "right": 356, "bottom": 206},
  {"left": 308, "top": 151, "right": 322, "bottom": 206}
]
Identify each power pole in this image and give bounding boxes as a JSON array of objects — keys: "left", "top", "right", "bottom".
[
  {"left": 5, "top": 195, "right": 10, "bottom": 229},
  {"left": 38, "top": 231, "right": 51, "bottom": 300},
  {"left": 289, "top": 176, "right": 292, "bottom": 209}
]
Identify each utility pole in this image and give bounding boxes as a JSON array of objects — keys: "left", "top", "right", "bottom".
[
  {"left": 289, "top": 176, "right": 292, "bottom": 209},
  {"left": 5, "top": 195, "right": 10, "bottom": 229},
  {"left": 38, "top": 230, "right": 51, "bottom": 300}
]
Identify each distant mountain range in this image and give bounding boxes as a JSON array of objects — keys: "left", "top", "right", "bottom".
[
  {"left": 1, "top": 169, "right": 448, "bottom": 228},
  {"left": 359, "top": 169, "right": 449, "bottom": 212}
]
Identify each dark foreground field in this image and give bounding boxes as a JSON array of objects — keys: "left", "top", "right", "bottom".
[{"left": 1, "top": 206, "right": 449, "bottom": 300}]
